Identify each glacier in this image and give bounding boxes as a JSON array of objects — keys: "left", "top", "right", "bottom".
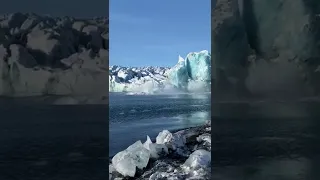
[{"left": 109, "top": 50, "right": 211, "bottom": 94}]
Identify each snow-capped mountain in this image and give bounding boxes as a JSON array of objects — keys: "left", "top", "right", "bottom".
[{"left": 109, "top": 50, "right": 211, "bottom": 94}]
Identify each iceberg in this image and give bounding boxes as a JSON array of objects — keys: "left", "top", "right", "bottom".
[{"left": 109, "top": 50, "right": 211, "bottom": 94}]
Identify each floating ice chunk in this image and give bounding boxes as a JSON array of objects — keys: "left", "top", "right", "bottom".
[
  {"left": 112, "top": 140, "right": 150, "bottom": 177},
  {"left": 156, "top": 130, "right": 186, "bottom": 150},
  {"left": 183, "top": 149, "right": 211, "bottom": 169},
  {"left": 143, "top": 135, "right": 168, "bottom": 159}
]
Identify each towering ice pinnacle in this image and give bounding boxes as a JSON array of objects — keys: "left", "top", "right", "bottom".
[
  {"left": 178, "top": 55, "right": 185, "bottom": 63},
  {"left": 109, "top": 50, "right": 211, "bottom": 94}
]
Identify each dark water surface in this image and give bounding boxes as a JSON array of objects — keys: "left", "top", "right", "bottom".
[
  {"left": 212, "top": 102, "right": 320, "bottom": 180},
  {"left": 0, "top": 103, "right": 109, "bottom": 180},
  {"left": 109, "top": 93, "right": 211, "bottom": 156},
  {"left": 1, "top": 96, "right": 319, "bottom": 179}
]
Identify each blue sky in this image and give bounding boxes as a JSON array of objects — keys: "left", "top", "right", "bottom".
[{"left": 110, "top": 0, "right": 211, "bottom": 67}]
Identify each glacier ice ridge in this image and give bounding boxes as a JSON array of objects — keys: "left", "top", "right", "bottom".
[{"left": 109, "top": 50, "right": 211, "bottom": 94}]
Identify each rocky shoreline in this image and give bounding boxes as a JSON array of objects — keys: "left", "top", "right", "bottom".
[{"left": 109, "top": 121, "right": 211, "bottom": 180}]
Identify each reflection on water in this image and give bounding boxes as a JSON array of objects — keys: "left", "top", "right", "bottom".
[
  {"left": 109, "top": 93, "right": 210, "bottom": 157},
  {"left": 212, "top": 102, "right": 320, "bottom": 180},
  {"left": 176, "top": 111, "right": 210, "bottom": 127}
]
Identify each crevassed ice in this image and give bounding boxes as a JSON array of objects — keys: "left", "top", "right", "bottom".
[{"left": 185, "top": 50, "right": 211, "bottom": 82}]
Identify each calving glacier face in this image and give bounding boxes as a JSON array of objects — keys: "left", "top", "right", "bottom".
[
  {"left": 168, "top": 50, "right": 211, "bottom": 91},
  {"left": 167, "top": 58, "right": 189, "bottom": 89},
  {"left": 185, "top": 50, "right": 211, "bottom": 82},
  {"left": 109, "top": 50, "right": 211, "bottom": 94}
]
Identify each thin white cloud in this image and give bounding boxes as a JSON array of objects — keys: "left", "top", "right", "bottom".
[{"left": 110, "top": 12, "right": 151, "bottom": 24}]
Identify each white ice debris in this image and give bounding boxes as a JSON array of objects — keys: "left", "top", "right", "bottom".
[
  {"left": 143, "top": 135, "right": 168, "bottom": 159},
  {"left": 111, "top": 140, "right": 150, "bottom": 177},
  {"left": 156, "top": 130, "right": 186, "bottom": 150},
  {"left": 110, "top": 124, "right": 212, "bottom": 179},
  {"left": 183, "top": 149, "right": 211, "bottom": 169}
]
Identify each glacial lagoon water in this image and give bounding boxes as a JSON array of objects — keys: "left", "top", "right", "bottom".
[
  {"left": 109, "top": 93, "right": 211, "bottom": 156},
  {"left": 212, "top": 101, "right": 320, "bottom": 180},
  {"left": 0, "top": 101, "right": 109, "bottom": 180},
  {"left": 1, "top": 96, "right": 319, "bottom": 179}
]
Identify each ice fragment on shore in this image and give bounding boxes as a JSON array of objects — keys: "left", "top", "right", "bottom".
[
  {"left": 183, "top": 149, "right": 211, "bottom": 169},
  {"left": 111, "top": 140, "right": 150, "bottom": 177},
  {"left": 143, "top": 135, "right": 168, "bottom": 159},
  {"left": 156, "top": 130, "right": 186, "bottom": 150},
  {"left": 156, "top": 130, "right": 172, "bottom": 144}
]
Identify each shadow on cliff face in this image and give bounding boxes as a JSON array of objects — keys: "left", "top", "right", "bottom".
[{"left": 241, "top": 0, "right": 260, "bottom": 55}]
